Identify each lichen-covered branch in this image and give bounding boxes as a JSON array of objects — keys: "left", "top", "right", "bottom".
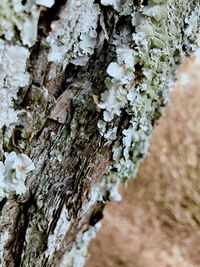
[{"left": 0, "top": 0, "right": 199, "bottom": 266}]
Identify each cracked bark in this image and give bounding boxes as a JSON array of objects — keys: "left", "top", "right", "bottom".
[{"left": 0, "top": 1, "right": 200, "bottom": 266}]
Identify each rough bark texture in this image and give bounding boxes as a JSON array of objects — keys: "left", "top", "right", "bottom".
[{"left": 0, "top": 1, "right": 200, "bottom": 266}]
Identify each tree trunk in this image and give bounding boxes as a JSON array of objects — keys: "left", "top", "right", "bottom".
[{"left": 0, "top": 1, "right": 199, "bottom": 266}]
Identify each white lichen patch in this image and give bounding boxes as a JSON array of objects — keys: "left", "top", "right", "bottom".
[
  {"left": 98, "top": 81, "right": 128, "bottom": 122},
  {"left": 59, "top": 223, "right": 101, "bottom": 267},
  {"left": 109, "top": 180, "right": 122, "bottom": 202},
  {"left": 98, "top": 47, "right": 136, "bottom": 122},
  {"left": 0, "top": 0, "right": 41, "bottom": 47},
  {"left": 0, "top": 152, "right": 34, "bottom": 199},
  {"left": 46, "top": 0, "right": 100, "bottom": 72},
  {"left": 142, "top": 4, "right": 167, "bottom": 21},
  {"left": 100, "top": 0, "right": 120, "bottom": 11},
  {"left": 0, "top": 41, "right": 30, "bottom": 130},
  {"left": 46, "top": 205, "right": 70, "bottom": 260},
  {"left": 36, "top": 0, "right": 55, "bottom": 8}
]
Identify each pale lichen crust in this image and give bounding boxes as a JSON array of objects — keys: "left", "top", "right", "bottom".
[
  {"left": 98, "top": 0, "right": 200, "bottom": 195},
  {"left": 36, "top": 0, "right": 55, "bottom": 8},
  {"left": 0, "top": 152, "right": 34, "bottom": 199},
  {"left": 0, "top": 41, "right": 30, "bottom": 129},
  {"left": 0, "top": 0, "right": 51, "bottom": 159},
  {"left": 0, "top": 0, "right": 52, "bottom": 197},
  {"left": 59, "top": 223, "right": 101, "bottom": 267},
  {"left": 0, "top": 0, "right": 41, "bottom": 47},
  {"left": 46, "top": 0, "right": 100, "bottom": 73}
]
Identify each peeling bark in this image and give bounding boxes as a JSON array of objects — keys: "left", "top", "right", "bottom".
[{"left": 0, "top": 1, "right": 200, "bottom": 266}]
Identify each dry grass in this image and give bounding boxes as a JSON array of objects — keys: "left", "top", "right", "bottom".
[{"left": 86, "top": 52, "right": 200, "bottom": 267}]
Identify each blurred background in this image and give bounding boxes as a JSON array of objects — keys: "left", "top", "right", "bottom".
[{"left": 86, "top": 50, "right": 200, "bottom": 267}]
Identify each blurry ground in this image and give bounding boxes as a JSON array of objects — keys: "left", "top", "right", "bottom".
[{"left": 86, "top": 51, "right": 200, "bottom": 267}]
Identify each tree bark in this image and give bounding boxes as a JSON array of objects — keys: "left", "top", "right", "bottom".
[{"left": 0, "top": 0, "right": 200, "bottom": 266}]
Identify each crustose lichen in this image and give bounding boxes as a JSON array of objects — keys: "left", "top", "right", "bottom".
[{"left": 0, "top": 152, "right": 34, "bottom": 200}]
